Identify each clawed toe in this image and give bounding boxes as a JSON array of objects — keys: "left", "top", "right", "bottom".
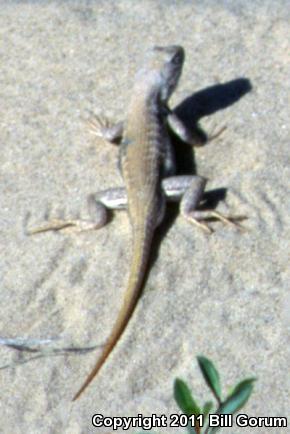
[
  {"left": 27, "top": 218, "right": 103, "bottom": 235},
  {"left": 86, "top": 114, "right": 110, "bottom": 137},
  {"left": 210, "top": 211, "right": 247, "bottom": 231},
  {"left": 27, "top": 219, "right": 79, "bottom": 235}
]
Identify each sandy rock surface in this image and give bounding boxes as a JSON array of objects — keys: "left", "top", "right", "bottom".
[{"left": 0, "top": 1, "right": 289, "bottom": 433}]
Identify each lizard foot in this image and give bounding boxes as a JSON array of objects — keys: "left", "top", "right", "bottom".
[
  {"left": 27, "top": 197, "right": 109, "bottom": 235},
  {"left": 86, "top": 114, "right": 111, "bottom": 137},
  {"left": 184, "top": 210, "right": 247, "bottom": 234},
  {"left": 27, "top": 218, "right": 103, "bottom": 235},
  {"left": 207, "top": 210, "right": 247, "bottom": 231},
  {"left": 86, "top": 114, "right": 123, "bottom": 143}
]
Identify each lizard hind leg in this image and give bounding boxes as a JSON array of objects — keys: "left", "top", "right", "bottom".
[
  {"left": 163, "top": 175, "right": 245, "bottom": 234},
  {"left": 27, "top": 200, "right": 109, "bottom": 235},
  {"left": 27, "top": 187, "right": 128, "bottom": 235},
  {"left": 179, "top": 176, "right": 213, "bottom": 234}
]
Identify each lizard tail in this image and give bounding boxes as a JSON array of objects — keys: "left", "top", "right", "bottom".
[{"left": 72, "top": 228, "right": 152, "bottom": 401}]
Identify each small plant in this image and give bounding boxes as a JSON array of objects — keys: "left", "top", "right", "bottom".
[
  {"left": 137, "top": 355, "right": 255, "bottom": 434},
  {"left": 174, "top": 355, "right": 256, "bottom": 434}
]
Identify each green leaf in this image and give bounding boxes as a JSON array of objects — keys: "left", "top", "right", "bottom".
[
  {"left": 219, "top": 377, "right": 256, "bottom": 415},
  {"left": 206, "top": 378, "right": 256, "bottom": 434},
  {"left": 186, "top": 424, "right": 198, "bottom": 434},
  {"left": 174, "top": 378, "right": 201, "bottom": 416},
  {"left": 197, "top": 356, "right": 222, "bottom": 402},
  {"left": 203, "top": 400, "right": 214, "bottom": 418}
]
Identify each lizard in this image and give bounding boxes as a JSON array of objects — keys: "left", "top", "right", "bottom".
[{"left": 30, "top": 45, "right": 241, "bottom": 401}]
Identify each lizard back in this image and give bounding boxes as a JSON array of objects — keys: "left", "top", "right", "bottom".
[{"left": 72, "top": 45, "right": 185, "bottom": 401}]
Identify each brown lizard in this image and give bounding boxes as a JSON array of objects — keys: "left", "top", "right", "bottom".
[{"left": 30, "top": 45, "right": 240, "bottom": 400}]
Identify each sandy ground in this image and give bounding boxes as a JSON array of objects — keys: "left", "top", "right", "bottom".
[{"left": 0, "top": 1, "right": 289, "bottom": 433}]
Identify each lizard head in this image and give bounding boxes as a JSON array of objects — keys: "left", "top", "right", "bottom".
[{"left": 150, "top": 45, "right": 185, "bottom": 102}]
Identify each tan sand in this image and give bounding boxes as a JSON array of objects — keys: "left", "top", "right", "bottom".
[{"left": 0, "top": 1, "right": 289, "bottom": 433}]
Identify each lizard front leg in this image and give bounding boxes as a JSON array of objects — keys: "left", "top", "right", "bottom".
[
  {"left": 162, "top": 176, "right": 243, "bottom": 233},
  {"left": 167, "top": 112, "right": 226, "bottom": 146},
  {"left": 28, "top": 188, "right": 127, "bottom": 234}
]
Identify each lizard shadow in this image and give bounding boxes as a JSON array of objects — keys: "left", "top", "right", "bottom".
[
  {"left": 147, "top": 77, "right": 252, "bottom": 273},
  {"left": 173, "top": 77, "right": 252, "bottom": 175}
]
